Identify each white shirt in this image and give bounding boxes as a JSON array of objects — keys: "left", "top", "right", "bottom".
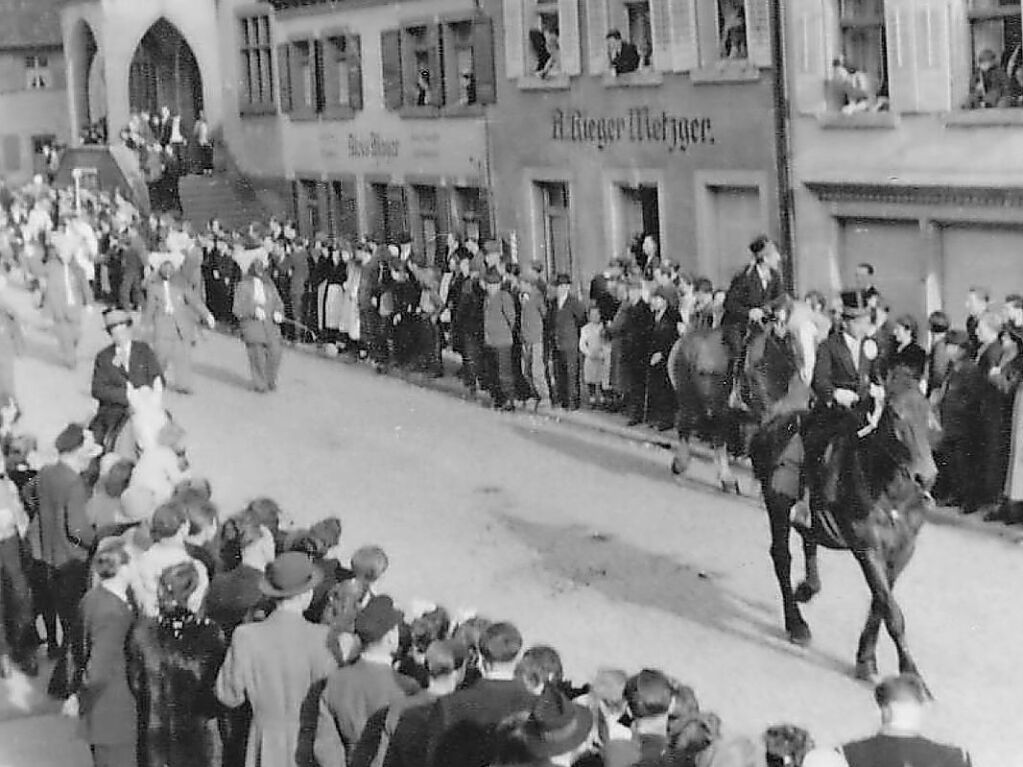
[
  {"left": 843, "top": 332, "right": 861, "bottom": 372},
  {"left": 253, "top": 277, "right": 266, "bottom": 306},
  {"left": 64, "top": 263, "right": 75, "bottom": 306},
  {"left": 115, "top": 341, "right": 132, "bottom": 372},
  {"left": 163, "top": 280, "right": 174, "bottom": 314}
]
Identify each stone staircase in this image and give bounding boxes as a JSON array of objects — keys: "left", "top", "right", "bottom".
[{"left": 178, "top": 173, "right": 270, "bottom": 231}]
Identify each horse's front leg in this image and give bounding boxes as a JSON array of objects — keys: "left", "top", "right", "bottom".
[
  {"left": 794, "top": 536, "right": 821, "bottom": 603},
  {"left": 766, "top": 491, "right": 810, "bottom": 645}
]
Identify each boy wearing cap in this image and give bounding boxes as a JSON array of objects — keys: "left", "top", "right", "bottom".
[
  {"left": 216, "top": 552, "right": 336, "bottom": 767},
  {"left": 33, "top": 424, "right": 99, "bottom": 672},
  {"left": 315, "top": 595, "right": 418, "bottom": 766},
  {"left": 142, "top": 253, "right": 215, "bottom": 395},
  {"left": 840, "top": 674, "right": 970, "bottom": 767},
  {"left": 90, "top": 309, "right": 163, "bottom": 449}
]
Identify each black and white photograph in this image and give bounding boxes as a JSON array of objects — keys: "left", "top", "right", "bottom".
[{"left": 0, "top": 0, "right": 1017, "bottom": 765}]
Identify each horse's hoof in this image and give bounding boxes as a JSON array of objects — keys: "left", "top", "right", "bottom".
[
  {"left": 671, "top": 457, "right": 682, "bottom": 475},
  {"left": 794, "top": 581, "right": 820, "bottom": 604},
  {"left": 787, "top": 621, "right": 812, "bottom": 647}
]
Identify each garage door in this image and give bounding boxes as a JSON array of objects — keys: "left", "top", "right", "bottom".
[
  {"left": 841, "top": 219, "right": 926, "bottom": 322},
  {"left": 942, "top": 225, "right": 1023, "bottom": 328}
]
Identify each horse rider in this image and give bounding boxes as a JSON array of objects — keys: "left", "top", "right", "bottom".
[
  {"left": 721, "top": 235, "right": 785, "bottom": 404},
  {"left": 792, "top": 291, "right": 883, "bottom": 526},
  {"left": 89, "top": 308, "right": 164, "bottom": 449}
]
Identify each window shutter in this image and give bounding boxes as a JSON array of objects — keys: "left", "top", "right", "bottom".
[
  {"left": 886, "top": 0, "right": 917, "bottom": 111},
  {"left": 381, "top": 29, "right": 403, "bottom": 110},
  {"left": 427, "top": 24, "right": 444, "bottom": 105},
  {"left": 649, "top": 0, "right": 673, "bottom": 72},
  {"left": 743, "top": 0, "right": 773, "bottom": 67},
  {"left": 314, "top": 39, "right": 326, "bottom": 113},
  {"left": 340, "top": 178, "right": 359, "bottom": 238},
  {"left": 349, "top": 35, "right": 363, "bottom": 110},
  {"left": 793, "top": 0, "right": 827, "bottom": 113},
  {"left": 322, "top": 38, "right": 341, "bottom": 111},
  {"left": 503, "top": 0, "right": 526, "bottom": 79},
  {"left": 559, "top": 0, "right": 582, "bottom": 76},
  {"left": 668, "top": 0, "right": 700, "bottom": 72},
  {"left": 473, "top": 16, "right": 497, "bottom": 104},
  {"left": 386, "top": 186, "right": 408, "bottom": 240},
  {"left": 912, "top": 0, "right": 952, "bottom": 112},
  {"left": 277, "top": 44, "right": 292, "bottom": 113},
  {"left": 588, "top": 0, "right": 609, "bottom": 74}
]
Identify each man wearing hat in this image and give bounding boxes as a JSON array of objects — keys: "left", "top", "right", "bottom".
[
  {"left": 840, "top": 674, "right": 970, "bottom": 767},
  {"left": 932, "top": 328, "right": 983, "bottom": 511},
  {"left": 647, "top": 286, "right": 682, "bottom": 430},
  {"left": 42, "top": 231, "right": 94, "bottom": 369},
  {"left": 548, "top": 274, "right": 586, "bottom": 410},
  {"left": 517, "top": 685, "right": 596, "bottom": 767},
  {"left": 33, "top": 424, "right": 100, "bottom": 674},
  {"left": 90, "top": 308, "right": 163, "bottom": 449},
  {"left": 482, "top": 269, "right": 518, "bottom": 410},
  {"left": 216, "top": 552, "right": 336, "bottom": 767},
  {"left": 796, "top": 291, "right": 883, "bottom": 523},
  {"left": 232, "top": 243, "right": 285, "bottom": 393},
  {"left": 142, "top": 251, "right": 215, "bottom": 394},
  {"left": 314, "top": 595, "right": 418, "bottom": 765},
  {"left": 721, "top": 235, "right": 785, "bottom": 399}
]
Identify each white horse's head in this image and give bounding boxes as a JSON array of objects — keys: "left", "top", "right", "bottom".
[{"left": 126, "top": 379, "right": 167, "bottom": 452}]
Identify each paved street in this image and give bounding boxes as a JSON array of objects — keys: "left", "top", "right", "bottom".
[{"left": 2, "top": 288, "right": 1021, "bottom": 767}]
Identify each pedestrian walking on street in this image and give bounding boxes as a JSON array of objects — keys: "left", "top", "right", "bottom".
[
  {"left": 232, "top": 243, "right": 285, "bottom": 393},
  {"left": 43, "top": 231, "right": 94, "bottom": 369},
  {"left": 215, "top": 552, "right": 337, "bottom": 767},
  {"left": 142, "top": 251, "right": 215, "bottom": 394},
  {"left": 73, "top": 539, "right": 138, "bottom": 767}
]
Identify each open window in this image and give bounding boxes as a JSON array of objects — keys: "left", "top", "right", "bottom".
[
  {"left": 322, "top": 33, "right": 363, "bottom": 118},
  {"left": 964, "top": 0, "right": 1022, "bottom": 108},
  {"left": 827, "top": 0, "right": 890, "bottom": 112},
  {"left": 280, "top": 33, "right": 363, "bottom": 121},
  {"left": 504, "top": 0, "right": 581, "bottom": 83}
]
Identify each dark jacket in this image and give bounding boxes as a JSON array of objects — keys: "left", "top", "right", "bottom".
[
  {"left": 938, "top": 359, "right": 982, "bottom": 441},
  {"left": 382, "top": 695, "right": 439, "bottom": 767},
  {"left": 885, "top": 341, "right": 927, "bottom": 381},
  {"left": 78, "top": 585, "right": 137, "bottom": 747},
  {"left": 610, "top": 301, "right": 654, "bottom": 365},
  {"left": 90, "top": 340, "right": 163, "bottom": 444},
  {"left": 204, "top": 564, "right": 271, "bottom": 640},
  {"left": 549, "top": 295, "right": 587, "bottom": 353},
  {"left": 649, "top": 307, "right": 681, "bottom": 359},
  {"left": 722, "top": 265, "right": 783, "bottom": 328},
  {"left": 424, "top": 678, "right": 536, "bottom": 767},
  {"left": 34, "top": 462, "right": 95, "bottom": 567},
  {"left": 842, "top": 733, "right": 971, "bottom": 767},
  {"left": 483, "top": 290, "right": 516, "bottom": 348},
  {"left": 611, "top": 41, "right": 641, "bottom": 74},
  {"left": 811, "top": 332, "right": 880, "bottom": 407},
  {"left": 233, "top": 275, "right": 284, "bottom": 346},
  {"left": 128, "top": 610, "right": 228, "bottom": 767},
  {"left": 518, "top": 283, "right": 547, "bottom": 346}
]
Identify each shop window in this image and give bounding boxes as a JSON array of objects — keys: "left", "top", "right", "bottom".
[
  {"left": 829, "top": 0, "right": 890, "bottom": 112},
  {"left": 329, "top": 179, "right": 359, "bottom": 240},
  {"left": 964, "top": 0, "right": 1022, "bottom": 108},
  {"left": 297, "top": 179, "right": 323, "bottom": 237},
  {"left": 537, "top": 182, "right": 572, "bottom": 278},
  {"left": 382, "top": 16, "right": 495, "bottom": 114},
  {"left": 25, "top": 55, "right": 50, "bottom": 90},
  {"left": 372, "top": 184, "right": 409, "bottom": 244},
  {"left": 239, "top": 14, "right": 275, "bottom": 114},
  {"left": 505, "top": 0, "right": 581, "bottom": 82}
]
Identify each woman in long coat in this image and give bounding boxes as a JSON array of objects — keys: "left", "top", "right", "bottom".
[{"left": 128, "top": 561, "right": 227, "bottom": 767}]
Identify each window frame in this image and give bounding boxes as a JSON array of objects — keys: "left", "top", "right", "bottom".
[
  {"left": 320, "top": 29, "right": 364, "bottom": 120},
  {"left": 837, "top": 0, "right": 888, "bottom": 97},
  {"left": 238, "top": 13, "right": 277, "bottom": 116},
  {"left": 25, "top": 54, "right": 51, "bottom": 90}
]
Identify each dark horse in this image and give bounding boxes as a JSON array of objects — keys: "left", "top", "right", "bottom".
[
  {"left": 668, "top": 312, "right": 812, "bottom": 492},
  {"left": 749, "top": 371, "right": 937, "bottom": 685}
]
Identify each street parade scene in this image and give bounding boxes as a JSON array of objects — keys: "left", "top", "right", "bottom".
[{"left": 1, "top": 0, "right": 1023, "bottom": 766}]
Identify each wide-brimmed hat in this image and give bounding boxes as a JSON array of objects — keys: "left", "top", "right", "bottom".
[
  {"left": 103, "top": 308, "right": 133, "bottom": 330},
  {"left": 260, "top": 552, "right": 323, "bottom": 598},
  {"left": 522, "top": 684, "right": 594, "bottom": 759},
  {"left": 148, "top": 250, "right": 185, "bottom": 271}
]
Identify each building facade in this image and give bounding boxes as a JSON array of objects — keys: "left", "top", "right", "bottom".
[
  {"left": 0, "top": 0, "right": 70, "bottom": 186},
  {"left": 788, "top": 0, "right": 1023, "bottom": 327},
  {"left": 489, "top": 0, "right": 783, "bottom": 285}
]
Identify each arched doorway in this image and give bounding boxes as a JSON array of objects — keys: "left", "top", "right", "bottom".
[
  {"left": 70, "top": 20, "right": 100, "bottom": 132},
  {"left": 129, "top": 19, "right": 203, "bottom": 127}
]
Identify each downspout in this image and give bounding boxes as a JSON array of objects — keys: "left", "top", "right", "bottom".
[{"left": 770, "top": 0, "right": 797, "bottom": 293}]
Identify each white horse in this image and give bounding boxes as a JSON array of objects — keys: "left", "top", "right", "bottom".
[{"left": 116, "top": 380, "right": 189, "bottom": 522}]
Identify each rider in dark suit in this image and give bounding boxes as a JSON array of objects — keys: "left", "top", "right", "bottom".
[
  {"left": 721, "top": 236, "right": 785, "bottom": 398},
  {"left": 90, "top": 309, "right": 164, "bottom": 449},
  {"left": 798, "top": 292, "right": 882, "bottom": 520}
]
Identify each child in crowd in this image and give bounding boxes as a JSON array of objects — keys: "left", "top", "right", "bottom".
[{"left": 580, "top": 306, "right": 611, "bottom": 408}]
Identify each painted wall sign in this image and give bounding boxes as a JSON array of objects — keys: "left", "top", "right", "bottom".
[
  {"left": 347, "top": 132, "right": 400, "bottom": 159},
  {"left": 550, "top": 107, "right": 715, "bottom": 154}
]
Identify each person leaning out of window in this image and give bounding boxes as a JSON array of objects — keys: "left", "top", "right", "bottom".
[{"left": 965, "top": 48, "right": 1013, "bottom": 109}]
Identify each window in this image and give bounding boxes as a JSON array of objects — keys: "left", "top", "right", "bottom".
[
  {"left": 626, "top": 2, "right": 654, "bottom": 67},
  {"left": 537, "top": 182, "right": 572, "bottom": 277},
  {"left": 717, "top": 0, "right": 748, "bottom": 59},
  {"left": 296, "top": 180, "right": 322, "bottom": 237},
  {"left": 280, "top": 35, "right": 363, "bottom": 121},
  {"left": 454, "top": 187, "right": 491, "bottom": 242},
  {"left": 372, "top": 184, "right": 409, "bottom": 244},
  {"left": 239, "top": 15, "right": 275, "bottom": 113},
  {"left": 834, "top": 0, "right": 889, "bottom": 108},
  {"left": 965, "top": 0, "right": 1022, "bottom": 108},
  {"left": 25, "top": 55, "right": 50, "bottom": 90},
  {"left": 329, "top": 179, "right": 359, "bottom": 239},
  {"left": 505, "top": 0, "right": 581, "bottom": 80},
  {"left": 413, "top": 186, "right": 450, "bottom": 264},
  {"left": 381, "top": 16, "right": 496, "bottom": 113}
]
